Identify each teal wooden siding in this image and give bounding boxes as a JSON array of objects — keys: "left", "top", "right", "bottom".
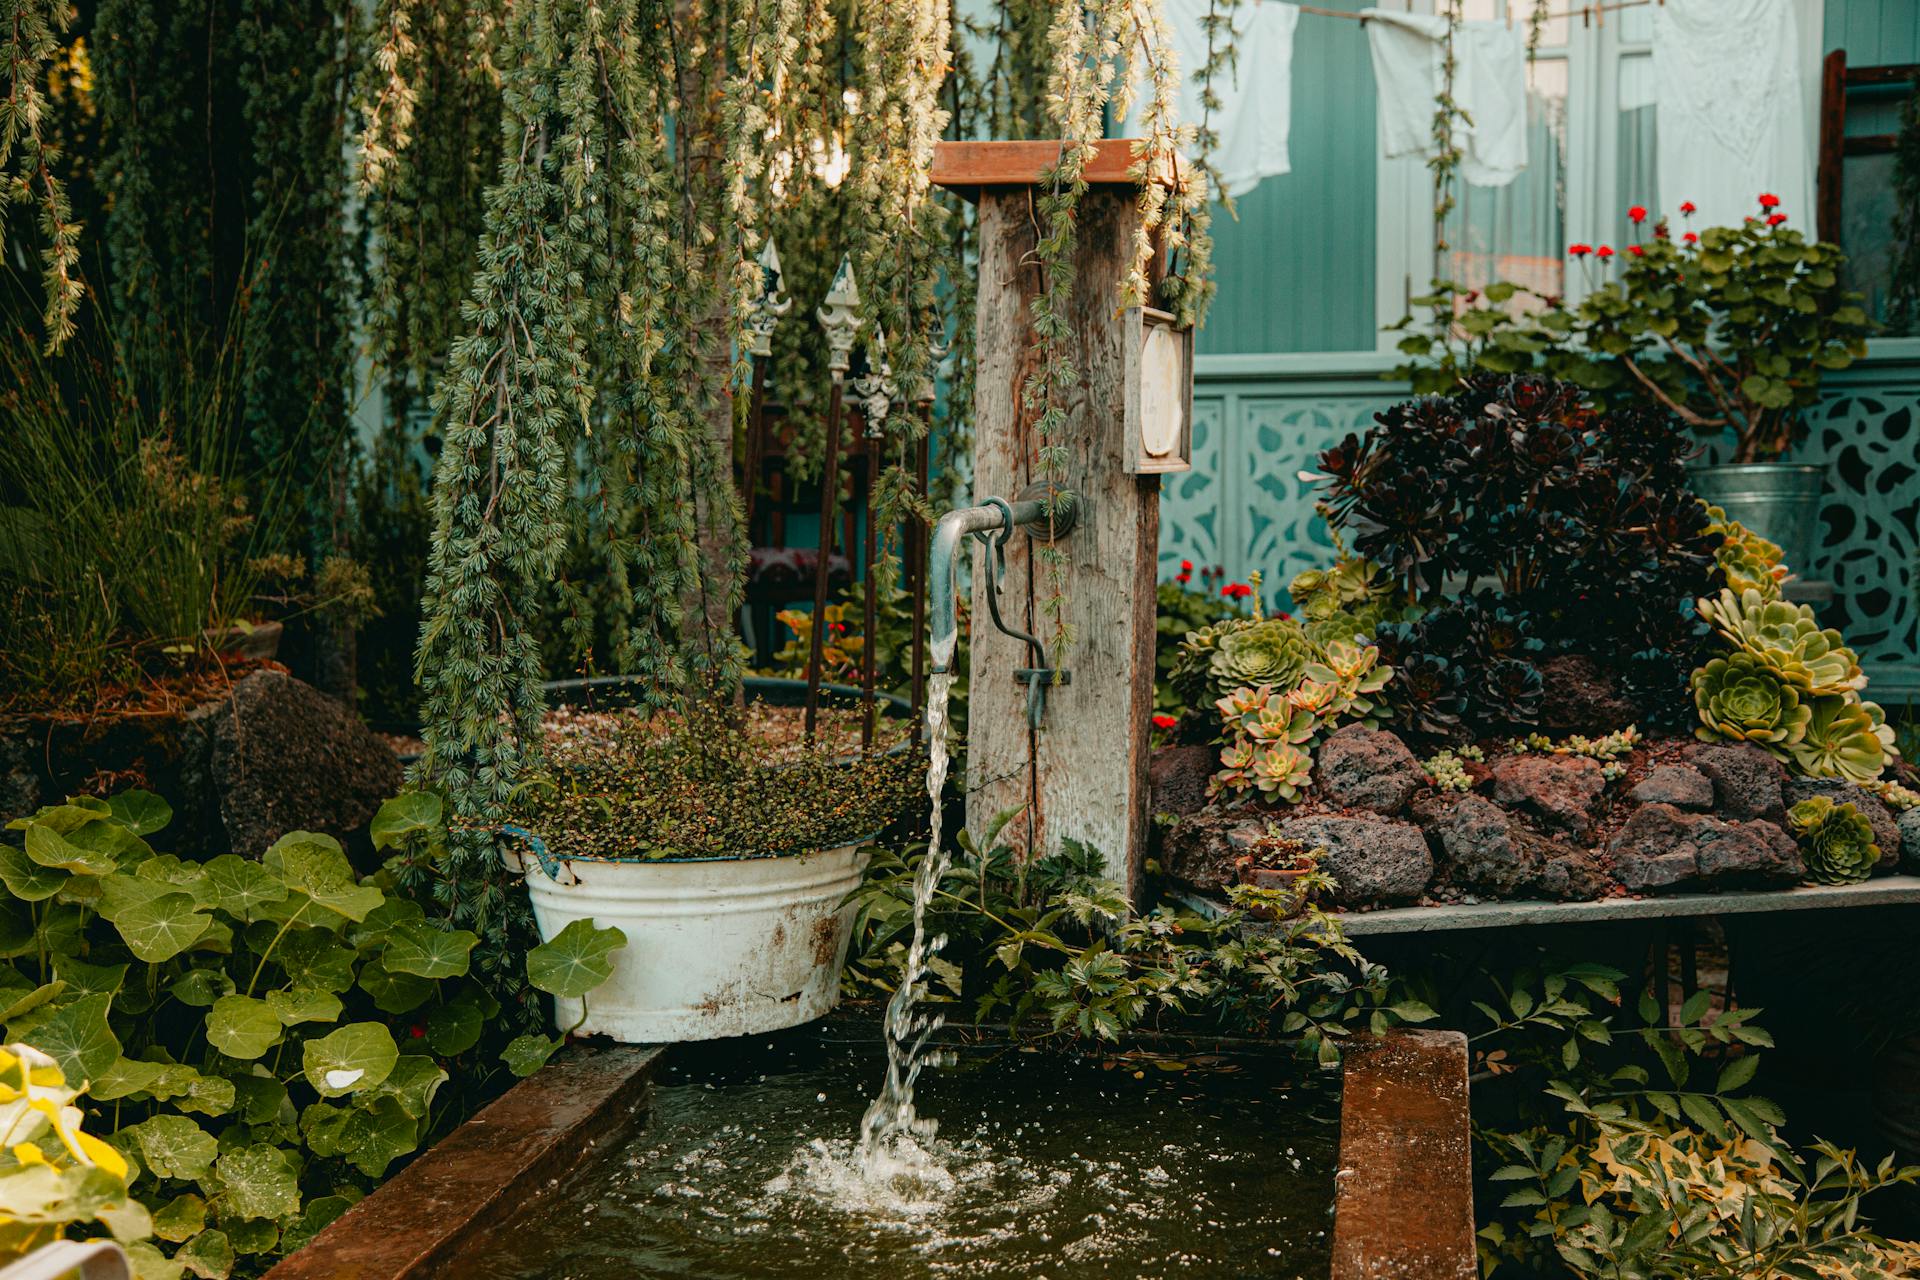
[
  {"left": 1826, "top": 0, "right": 1920, "bottom": 66},
  {"left": 1196, "top": 0, "right": 1377, "bottom": 356}
]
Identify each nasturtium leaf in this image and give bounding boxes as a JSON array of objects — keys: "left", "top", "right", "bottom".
[
  {"left": 369, "top": 791, "right": 442, "bottom": 851},
  {"left": 299, "top": 1102, "right": 368, "bottom": 1158},
  {"left": 0, "top": 980, "right": 65, "bottom": 1024},
  {"left": 134, "top": 854, "right": 204, "bottom": 892},
  {"left": 0, "top": 842, "right": 67, "bottom": 900},
  {"left": 229, "top": 1074, "right": 289, "bottom": 1128},
  {"left": 104, "top": 789, "right": 173, "bottom": 837},
  {"left": 357, "top": 957, "right": 433, "bottom": 1015},
  {"left": 170, "top": 968, "right": 236, "bottom": 1008},
  {"left": 151, "top": 1193, "right": 208, "bottom": 1243},
  {"left": 302, "top": 1023, "right": 398, "bottom": 1098},
  {"left": 90, "top": 1056, "right": 168, "bottom": 1101},
  {"left": 350, "top": 1096, "right": 421, "bottom": 1178},
  {"left": 275, "top": 932, "right": 358, "bottom": 993},
  {"left": 112, "top": 890, "right": 213, "bottom": 963},
  {"left": 54, "top": 956, "right": 128, "bottom": 1000},
  {"left": 206, "top": 995, "right": 284, "bottom": 1060},
  {"left": 221, "top": 1218, "right": 278, "bottom": 1256},
  {"left": 214, "top": 1143, "right": 301, "bottom": 1221},
  {"left": 140, "top": 1064, "right": 236, "bottom": 1118},
  {"left": 30, "top": 992, "right": 121, "bottom": 1083},
  {"left": 124, "top": 1240, "right": 187, "bottom": 1280},
  {"left": 130, "top": 1114, "right": 219, "bottom": 1181},
  {"left": 525, "top": 919, "right": 628, "bottom": 999},
  {"left": 383, "top": 920, "right": 477, "bottom": 980},
  {"left": 500, "top": 1035, "right": 561, "bottom": 1078},
  {"left": 264, "top": 833, "right": 384, "bottom": 922},
  {"left": 425, "top": 998, "right": 482, "bottom": 1057},
  {"left": 26, "top": 810, "right": 138, "bottom": 874},
  {"left": 97, "top": 874, "right": 175, "bottom": 920},
  {"left": 196, "top": 855, "right": 289, "bottom": 919},
  {"left": 280, "top": 1195, "right": 354, "bottom": 1255},
  {"left": 352, "top": 896, "right": 425, "bottom": 942},
  {"left": 266, "top": 986, "right": 342, "bottom": 1027},
  {"left": 369, "top": 1055, "right": 447, "bottom": 1121},
  {"left": 0, "top": 894, "right": 34, "bottom": 956},
  {"left": 177, "top": 1228, "right": 234, "bottom": 1280}
]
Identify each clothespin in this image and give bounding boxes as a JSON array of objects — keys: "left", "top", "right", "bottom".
[
  {"left": 1596, "top": 0, "right": 1604, "bottom": 27},
  {"left": 1582, "top": 5, "right": 1590, "bottom": 28},
  {"left": 1505, "top": 4, "right": 1513, "bottom": 27}
]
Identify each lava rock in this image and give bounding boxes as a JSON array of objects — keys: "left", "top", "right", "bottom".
[
  {"left": 1901, "top": 808, "right": 1920, "bottom": 871},
  {"left": 1629, "top": 764, "right": 1715, "bottom": 811},
  {"left": 1275, "top": 814, "right": 1432, "bottom": 907},
  {"left": 1608, "top": 803, "right": 1803, "bottom": 892},
  {"left": 211, "top": 671, "right": 402, "bottom": 856},
  {"left": 1314, "top": 725, "right": 1428, "bottom": 816},
  {"left": 1685, "top": 742, "right": 1787, "bottom": 824},
  {"left": 0, "top": 731, "right": 39, "bottom": 823},
  {"left": 1422, "top": 794, "right": 1605, "bottom": 901},
  {"left": 1537, "top": 654, "right": 1642, "bottom": 736},
  {"left": 1161, "top": 813, "right": 1270, "bottom": 895},
  {"left": 1487, "top": 755, "right": 1608, "bottom": 839},
  {"left": 1148, "top": 744, "right": 1217, "bottom": 820},
  {"left": 1782, "top": 779, "right": 1901, "bottom": 874}
]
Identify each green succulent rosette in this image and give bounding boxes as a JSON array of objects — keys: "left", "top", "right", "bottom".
[
  {"left": 1169, "top": 617, "right": 1255, "bottom": 705},
  {"left": 1703, "top": 503, "right": 1788, "bottom": 601},
  {"left": 1787, "top": 795, "right": 1880, "bottom": 885},
  {"left": 1699, "top": 588, "right": 1864, "bottom": 697},
  {"left": 1206, "top": 617, "right": 1313, "bottom": 700},
  {"left": 1788, "top": 694, "right": 1892, "bottom": 784},
  {"left": 1691, "top": 652, "right": 1810, "bottom": 751}
]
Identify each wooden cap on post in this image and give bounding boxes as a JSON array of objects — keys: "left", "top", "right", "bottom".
[{"left": 930, "top": 139, "right": 1177, "bottom": 200}]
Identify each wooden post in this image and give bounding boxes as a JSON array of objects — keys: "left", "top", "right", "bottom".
[
  {"left": 933, "top": 140, "right": 1164, "bottom": 902},
  {"left": 1816, "top": 49, "right": 1847, "bottom": 247}
]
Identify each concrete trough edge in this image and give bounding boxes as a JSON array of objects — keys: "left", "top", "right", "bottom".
[
  {"left": 263, "top": 1042, "right": 664, "bottom": 1280},
  {"left": 1333, "top": 1029, "right": 1476, "bottom": 1279}
]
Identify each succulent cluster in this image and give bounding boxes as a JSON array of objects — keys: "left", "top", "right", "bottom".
[
  {"left": 1170, "top": 615, "right": 1314, "bottom": 708},
  {"left": 1208, "top": 641, "right": 1396, "bottom": 804},
  {"left": 1692, "top": 588, "right": 1895, "bottom": 784},
  {"left": 1423, "top": 744, "right": 1485, "bottom": 793},
  {"left": 1787, "top": 796, "right": 1881, "bottom": 885},
  {"left": 1287, "top": 547, "right": 1411, "bottom": 653},
  {"left": 1703, "top": 504, "right": 1789, "bottom": 601},
  {"left": 1317, "top": 375, "right": 1722, "bottom": 737},
  {"left": 1373, "top": 594, "right": 1546, "bottom": 741}
]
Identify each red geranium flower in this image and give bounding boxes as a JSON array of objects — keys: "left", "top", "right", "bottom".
[
  {"left": 1682, "top": 231, "right": 1699, "bottom": 244},
  {"left": 1766, "top": 212, "right": 1787, "bottom": 227},
  {"left": 1151, "top": 713, "right": 1178, "bottom": 730},
  {"left": 1628, "top": 205, "right": 1647, "bottom": 224},
  {"left": 1222, "top": 582, "right": 1253, "bottom": 600},
  {"left": 1627, "top": 245, "right": 1644, "bottom": 256},
  {"left": 1758, "top": 192, "right": 1780, "bottom": 209},
  {"left": 1595, "top": 245, "right": 1615, "bottom": 260},
  {"left": 1679, "top": 200, "right": 1697, "bottom": 215},
  {"left": 1653, "top": 223, "right": 1669, "bottom": 239},
  {"left": 1180, "top": 559, "right": 1193, "bottom": 572},
  {"left": 1567, "top": 243, "right": 1591, "bottom": 258}
]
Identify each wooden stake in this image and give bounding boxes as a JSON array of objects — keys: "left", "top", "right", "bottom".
[
  {"left": 908, "top": 413, "right": 931, "bottom": 720},
  {"left": 742, "top": 356, "right": 769, "bottom": 537},
  {"left": 860, "top": 432, "right": 879, "bottom": 752}
]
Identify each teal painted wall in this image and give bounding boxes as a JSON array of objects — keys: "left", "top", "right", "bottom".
[
  {"left": 1196, "top": 0, "right": 1377, "bottom": 356},
  {"left": 1826, "top": 0, "right": 1920, "bottom": 65}
]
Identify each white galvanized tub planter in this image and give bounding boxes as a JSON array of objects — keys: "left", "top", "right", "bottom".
[{"left": 503, "top": 842, "right": 869, "bottom": 1043}]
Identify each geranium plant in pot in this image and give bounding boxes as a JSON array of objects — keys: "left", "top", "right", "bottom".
[
  {"left": 1391, "top": 196, "right": 1874, "bottom": 570},
  {"left": 499, "top": 703, "right": 920, "bottom": 1042}
]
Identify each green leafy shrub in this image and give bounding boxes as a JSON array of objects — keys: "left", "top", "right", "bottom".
[
  {"left": 0, "top": 790, "right": 621, "bottom": 1275},
  {"left": 1466, "top": 966, "right": 1919, "bottom": 1278},
  {"left": 1787, "top": 796, "right": 1881, "bottom": 885},
  {"left": 844, "top": 817, "right": 1434, "bottom": 1065}
]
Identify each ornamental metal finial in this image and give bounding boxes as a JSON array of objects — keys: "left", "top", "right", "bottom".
[
  {"left": 746, "top": 237, "right": 792, "bottom": 359},
  {"left": 916, "top": 325, "right": 949, "bottom": 406},
  {"left": 851, "top": 328, "right": 896, "bottom": 437},
  {"left": 817, "top": 256, "right": 863, "bottom": 377}
]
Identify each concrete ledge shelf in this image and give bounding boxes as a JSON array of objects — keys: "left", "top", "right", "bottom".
[{"left": 1175, "top": 874, "right": 1920, "bottom": 937}]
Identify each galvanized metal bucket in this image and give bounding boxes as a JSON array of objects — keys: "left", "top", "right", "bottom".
[{"left": 1688, "top": 463, "right": 1826, "bottom": 573}]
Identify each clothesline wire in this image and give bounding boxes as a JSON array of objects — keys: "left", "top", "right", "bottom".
[{"left": 1294, "top": 0, "right": 1657, "bottom": 26}]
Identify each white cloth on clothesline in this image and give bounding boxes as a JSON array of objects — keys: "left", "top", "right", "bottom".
[
  {"left": 1652, "top": 0, "right": 1813, "bottom": 230},
  {"left": 1361, "top": 10, "right": 1528, "bottom": 189},
  {"left": 1124, "top": 0, "right": 1300, "bottom": 198}
]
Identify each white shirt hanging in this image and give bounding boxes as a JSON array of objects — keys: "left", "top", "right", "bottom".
[
  {"left": 1362, "top": 10, "right": 1528, "bottom": 189},
  {"left": 1652, "top": 0, "right": 1812, "bottom": 230},
  {"left": 1125, "top": 0, "right": 1300, "bottom": 199}
]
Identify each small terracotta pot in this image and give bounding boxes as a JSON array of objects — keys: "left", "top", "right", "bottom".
[{"left": 1233, "top": 855, "right": 1314, "bottom": 919}]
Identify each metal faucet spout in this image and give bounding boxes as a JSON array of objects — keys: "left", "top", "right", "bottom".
[{"left": 926, "top": 485, "right": 1077, "bottom": 676}]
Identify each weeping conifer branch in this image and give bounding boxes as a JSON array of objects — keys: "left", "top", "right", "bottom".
[{"left": 1, "top": 0, "right": 83, "bottom": 349}]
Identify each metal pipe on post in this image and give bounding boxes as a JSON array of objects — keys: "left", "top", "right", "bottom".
[{"left": 804, "top": 257, "right": 863, "bottom": 741}]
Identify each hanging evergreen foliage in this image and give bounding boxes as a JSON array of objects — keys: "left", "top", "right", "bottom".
[{"left": 0, "top": 0, "right": 83, "bottom": 348}]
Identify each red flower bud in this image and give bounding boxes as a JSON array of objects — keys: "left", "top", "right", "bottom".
[
  {"left": 1151, "top": 713, "right": 1178, "bottom": 730},
  {"left": 1180, "top": 559, "right": 1193, "bottom": 572},
  {"left": 1758, "top": 192, "right": 1780, "bottom": 209},
  {"left": 1628, "top": 205, "right": 1647, "bottom": 224},
  {"left": 1679, "top": 201, "right": 1697, "bottom": 215},
  {"left": 1766, "top": 212, "right": 1787, "bottom": 227},
  {"left": 1462, "top": 289, "right": 1480, "bottom": 304},
  {"left": 1595, "top": 245, "right": 1615, "bottom": 259},
  {"left": 1653, "top": 224, "right": 1669, "bottom": 239},
  {"left": 1627, "top": 245, "right": 1644, "bottom": 256},
  {"left": 1567, "top": 243, "right": 1591, "bottom": 258},
  {"left": 1682, "top": 232, "right": 1698, "bottom": 244}
]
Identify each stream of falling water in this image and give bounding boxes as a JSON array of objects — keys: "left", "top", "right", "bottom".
[{"left": 851, "top": 669, "right": 957, "bottom": 1187}]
